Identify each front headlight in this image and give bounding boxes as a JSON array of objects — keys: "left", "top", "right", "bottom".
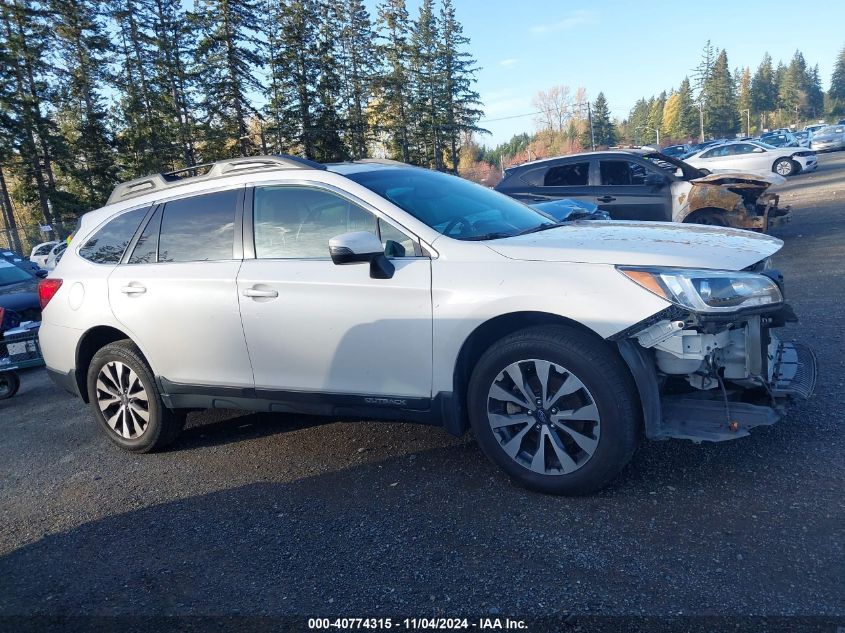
[{"left": 618, "top": 266, "right": 783, "bottom": 314}]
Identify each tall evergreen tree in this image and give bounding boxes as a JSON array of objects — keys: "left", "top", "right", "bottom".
[
  {"left": 703, "top": 49, "right": 739, "bottom": 136},
  {"left": 266, "top": 0, "right": 319, "bottom": 158},
  {"left": 751, "top": 53, "right": 777, "bottom": 130},
  {"left": 192, "top": 0, "right": 263, "bottom": 159},
  {"left": 336, "top": 0, "right": 376, "bottom": 159},
  {"left": 677, "top": 77, "right": 698, "bottom": 139},
  {"left": 587, "top": 92, "right": 616, "bottom": 147},
  {"left": 779, "top": 50, "right": 807, "bottom": 123},
  {"left": 373, "top": 0, "right": 413, "bottom": 162},
  {"left": 829, "top": 45, "right": 845, "bottom": 116},
  {"left": 50, "top": 0, "right": 117, "bottom": 209},
  {"left": 149, "top": 0, "right": 197, "bottom": 167},
  {"left": 437, "top": 0, "right": 482, "bottom": 172},
  {"left": 806, "top": 64, "right": 824, "bottom": 119},
  {"left": 409, "top": 0, "right": 440, "bottom": 168},
  {"left": 312, "top": 2, "right": 348, "bottom": 161}
]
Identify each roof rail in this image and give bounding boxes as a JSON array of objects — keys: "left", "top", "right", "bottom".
[{"left": 106, "top": 154, "right": 326, "bottom": 205}]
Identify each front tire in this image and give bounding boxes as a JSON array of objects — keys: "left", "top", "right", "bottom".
[
  {"left": 773, "top": 157, "right": 797, "bottom": 177},
  {"left": 86, "top": 340, "right": 185, "bottom": 453},
  {"left": 467, "top": 326, "right": 640, "bottom": 495}
]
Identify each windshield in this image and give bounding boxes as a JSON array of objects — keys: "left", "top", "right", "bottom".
[
  {"left": 0, "top": 262, "right": 33, "bottom": 287},
  {"left": 346, "top": 168, "right": 554, "bottom": 240}
]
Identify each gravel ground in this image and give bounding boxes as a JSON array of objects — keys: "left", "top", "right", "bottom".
[{"left": 0, "top": 154, "right": 843, "bottom": 626}]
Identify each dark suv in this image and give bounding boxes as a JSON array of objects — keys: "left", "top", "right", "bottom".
[{"left": 494, "top": 149, "right": 788, "bottom": 231}]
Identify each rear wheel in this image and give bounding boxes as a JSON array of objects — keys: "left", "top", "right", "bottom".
[
  {"left": 773, "top": 157, "right": 797, "bottom": 177},
  {"left": 0, "top": 371, "right": 20, "bottom": 400},
  {"left": 467, "top": 326, "right": 640, "bottom": 495},
  {"left": 86, "top": 340, "right": 185, "bottom": 452}
]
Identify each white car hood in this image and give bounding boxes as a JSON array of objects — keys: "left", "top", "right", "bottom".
[{"left": 485, "top": 221, "right": 782, "bottom": 270}]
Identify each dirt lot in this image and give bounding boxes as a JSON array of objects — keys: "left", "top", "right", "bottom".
[{"left": 0, "top": 154, "right": 843, "bottom": 624}]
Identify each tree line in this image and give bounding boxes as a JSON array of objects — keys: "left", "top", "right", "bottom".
[
  {"left": 476, "top": 42, "right": 845, "bottom": 173},
  {"left": 0, "top": 0, "right": 483, "bottom": 251}
]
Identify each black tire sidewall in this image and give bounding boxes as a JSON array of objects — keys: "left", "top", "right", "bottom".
[
  {"left": 86, "top": 343, "right": 167, "bottom": 452},
  {"left": 0, "top": 372, "right": 20, "bottom": 400},
  {"left": 467, "top": 328, "right": 640, "bottom": 495}
]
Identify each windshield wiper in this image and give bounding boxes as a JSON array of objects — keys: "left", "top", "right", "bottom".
[
  {"left": 461, "top": 231, "right": 518, "bottom": 241},
  {"left": 515, "top": 222, "right": 565, "bottom": 236}
]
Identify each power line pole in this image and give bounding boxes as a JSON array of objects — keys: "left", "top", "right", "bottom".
[{"left": 698, "top": 99, "right": 705, "bottom": 142}]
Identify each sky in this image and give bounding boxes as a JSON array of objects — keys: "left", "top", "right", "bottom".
[{"left": 402, "top": 0, "right": 845, "bottom": 147}]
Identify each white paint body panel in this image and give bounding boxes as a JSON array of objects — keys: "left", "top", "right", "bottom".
[
  {"left": 39, "top": 164, "right": 784, "bottom": 404},
  {"left": 237, "top": 258, "right": 432, "bottom": 396}
]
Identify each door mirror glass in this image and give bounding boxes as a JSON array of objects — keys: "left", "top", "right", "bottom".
[
  {"left": 753, "top": 147, "right": 765, "bottom": 153},
  {"left": 329, "top": 231, "right": 395, "bottom": 279}
]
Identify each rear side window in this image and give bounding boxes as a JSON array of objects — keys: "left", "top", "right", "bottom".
[
  {"left": 544, "top": 162, "right": 589, "bottom": 186},
  {"left": 79, "top": 207, "right": 148, "bottom": 264},
  {"left": 128, "top": 207, "right": 162, "bottom": 264},
  {"left": 158, "top": 190, "right": 238, "bottom": 262}
]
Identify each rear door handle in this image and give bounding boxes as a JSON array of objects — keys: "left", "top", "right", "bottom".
[
  {"left": 120, "top": 285, "right": 146, "bottom": 295},
  {"left": 243, "top": 287, "right": 279, "bottom": 299},
  {"left": 596, "top": 195, "right": 616, "bottom": 203}
]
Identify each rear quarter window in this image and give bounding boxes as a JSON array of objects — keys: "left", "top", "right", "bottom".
[{"left": 78, "top": 207, "right": 148, "bottom": 264}]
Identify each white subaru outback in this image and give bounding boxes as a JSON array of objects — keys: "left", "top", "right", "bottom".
[{"left": 38, "top": 156, "right": 816, "bottom": 494}]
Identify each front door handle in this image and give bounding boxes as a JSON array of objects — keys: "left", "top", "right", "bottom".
[
  {"left": 120, "top": 285, "right": 146, "bottom": 295},
  {"left": 243, "top": 287, "right": 279, "bottom": 299},
  {"left": 596, "top": 195, "right": 616, "bottom": 203}
]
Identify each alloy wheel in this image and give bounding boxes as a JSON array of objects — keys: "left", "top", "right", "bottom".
[
  {"left": 775, "top": 160, "right": 793, "bottom": 176},
  {"left": 95, "top": 361, "right": 150, "bottom": 439},
  {"left": 486, "top": 358, "right": 601, "bottom": 475}
]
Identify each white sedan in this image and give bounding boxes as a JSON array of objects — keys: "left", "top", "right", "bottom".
[
  {"left": 29, "top": 240, "right": 59, "bottom": 268},
  {"left": 684, "top": 140, "right": 817, "bottom": 177}
]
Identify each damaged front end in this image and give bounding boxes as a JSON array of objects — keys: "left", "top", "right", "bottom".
[
  {"left": 613, "top": 265, "right": 816, "bottom": 443},
  {"left": 676, "top": 172, "right": 792, "bottom": 232}
]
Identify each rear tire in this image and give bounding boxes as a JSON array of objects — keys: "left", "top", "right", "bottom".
[
  {"left": 86, "top": 340, "right": 185, "bottom": 453},
  {"left": 773, "top": 157, "right": 796, "bottom": 177},
  {"left": 0, "top": 371, "right": 20, "bottom": 400},
  {"left": 467, "top": 325, "right": 640, "bottom": 495}
]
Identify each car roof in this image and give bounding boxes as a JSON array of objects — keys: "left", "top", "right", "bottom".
[{"left": 508, "top": 149, "right": 655, "bottom": 171}]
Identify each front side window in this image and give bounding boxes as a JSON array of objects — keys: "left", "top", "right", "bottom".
[
  {"left": 346, "top": 168, "right": 552, "bottom": 240},
  {"left": 79, "top": 207, "right": 148, "bottom": 264},
  {"left": 544, "top": 162, "right": 589, "bottom": 186},
  {"left": 254, "top": 186, "right": 378, "bottom": 259},
  {"left": 158, "top": 190, "right": 238, "bottom": 263},
  {"left": 600, "top": 160, "right": 648, "bottom": 186}
]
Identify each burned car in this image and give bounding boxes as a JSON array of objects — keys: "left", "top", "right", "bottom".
[{"left": 494, "top": 149, "right": 790, "bottom": 232}]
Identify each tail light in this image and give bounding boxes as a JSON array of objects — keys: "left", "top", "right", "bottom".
[
  {"left": 0, "top": 306, "right": 5, "bottom": 331},
  {"left": 38, "top": 278, "right": 63, "bottom": 309}
]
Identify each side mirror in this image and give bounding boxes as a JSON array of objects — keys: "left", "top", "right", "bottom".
[
  {"left": 644, "top": 173, "right": 667, "bottom": 188},
  {"left": 328, "top": 231, "right": 395, "bottom": 279},
  {"left": 35, "top": 269, "right": 48, "bottom": 278}
]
